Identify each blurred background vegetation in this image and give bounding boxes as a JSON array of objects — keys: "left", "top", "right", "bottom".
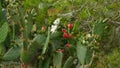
[{"left": 0, "top": 0, "right": 120, "bottom": 68}]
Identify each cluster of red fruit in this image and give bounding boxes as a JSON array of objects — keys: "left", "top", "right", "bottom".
[
  {"left": 56, "top": 23, "right": 73, "bottom": 53},
  {"left": 62, "top": 23, "right": 73, "bottom": 48},
  {"left": 62, "top": 23, "right": 73, "bottom": 39}
]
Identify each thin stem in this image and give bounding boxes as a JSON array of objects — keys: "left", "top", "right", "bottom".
[
  {"left": 82, "top": 64, "right": 85, "bottom": 68},
  {"left": 12, "top": 22, "right": 15, "bottom": 41}
]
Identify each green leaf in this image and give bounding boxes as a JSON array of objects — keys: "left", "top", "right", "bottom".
[
  {"left": 0, "top": 22, "right": 9, "bottom": 43},
  {"left": 33, "top": 34, "right": 46, "bottom": 45},
  {"left": 50, "top": 32, "right": 61, "bottom": 39},
  {"left": 42, "top": 27, "right": 50, "bottom": 54},
  {"left": 18, "top": 6, "right": 25, "bottom": 27},
  {"left": 43, "top": 58, "right": 50, "bottom": 68},
  {"left": 3, "top": 47, "right": 21, "bottom": 61},
  {"left": 28, "top": 41, "right": 40, "bottom": 57},
  {"left": 63, "top": 56, "right": 73, "bottom": 68},
  {"left": 20, "top": 48, "right": 31, "bottom": 63},
  {"left": 38, "top": 60, "right": 43, "bottom": 68},
  {"left": 72, "top": 21, "right": 79, "bottom": 32},
  {"left": 21, "top": 41, "right": 41, "bottom": 63},
  {"left": 53, "top": 52, "right": 63, "bottom": 68},
  {"left": 93, "top": 20, "right": 105, "bottom": 35},
  {"left": 21, "top": 34, "right": 46, "bottom": 63},
  {"left": 0, "top": 44, "right": 5, "bottom": 55},
  {"left": 85, "top": 48, "right": 93, "bottom": 64},
  {"left": 76, "top": 42, "right": 87, "bottom": 65}
]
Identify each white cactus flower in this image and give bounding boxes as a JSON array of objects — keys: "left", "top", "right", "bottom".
[
  {"left": 51, "top": 18, "right": 61, "bottom": 33},
  {"left": 53, "top": 18, "right": 61, "bottom": 25},
  {"left": 51, "top": 25, "right": 57, "bottom": 33}
]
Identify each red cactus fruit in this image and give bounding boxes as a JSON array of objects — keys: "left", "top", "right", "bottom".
[
  {"left": 67, "top": 23, "right": 73, "bottom": 29},
  {"left": 62, "top": 28, "right": 67, "bottom": 33},
  {"left": 63, "top": 32, "right": 68, "bottom": 38},
  {"left": 66, "top": 43, "right": 71, "bottom": 48}
]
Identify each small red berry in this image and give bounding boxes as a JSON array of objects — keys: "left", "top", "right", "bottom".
[
  {"left": 63, "top": 32, "right": 68, "bottom": 38},
  {"left": 68, "top": 23, "right": 73, "bottom": 29},
  {"left": 66, "top": 43, "right": 71, "bottom": 48},
  {"left": 61, "top": 49, "right": 65, "bottom": 53},
  {"left": 62, "top": 28, "right": 66, "bottom": 33},
  {"left": 68, "top": 34, "right": 72, "bottom": 38}
]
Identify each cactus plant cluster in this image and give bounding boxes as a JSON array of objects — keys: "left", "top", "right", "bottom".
[{"left": 0, "top": 0, "right": 120, "bottom": 68}]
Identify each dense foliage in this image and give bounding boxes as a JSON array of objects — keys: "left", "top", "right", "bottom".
[{"left": 0, "top": 0, "right": 120, "bottom": 68}]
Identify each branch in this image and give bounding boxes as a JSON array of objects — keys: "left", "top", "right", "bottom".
[
  {"left": 57, "top": 2, "right": 87, "bottom": 17},
  {"left": 107, "top": 19, "right": 120, "bottom": 26}
]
